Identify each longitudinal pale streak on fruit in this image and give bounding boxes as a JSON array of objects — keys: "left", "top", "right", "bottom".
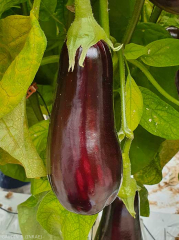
[
  {"left": 149, "top": 0, "right": 179, "bottom": 14},
  {"left": 47, "top": 41, "right": 122, "bottom": 215},
  {"left": 95, "top": 193, "right": 143, "bottom": 240}
]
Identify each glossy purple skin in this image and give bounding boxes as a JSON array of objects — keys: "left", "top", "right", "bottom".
[
  {"left": 149, "top": 0, "right": 179, "bottom": 14},
  {"left": 47, "top": 41, "right": 122, "bottom": 215},
  {"left": 95, "top": 194, "right": 143, "bottom": 240},
  {"left": 167, "top": 26, "right": 179, "bottom": 39}
]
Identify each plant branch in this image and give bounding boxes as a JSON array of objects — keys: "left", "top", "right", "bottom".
[
  {"left": 118, "top": 50, "right": 133, "bottom": 140},
  {"left": 122, "top": 0, "right": 145, "bottom": 45},
  {"left": 149, "top": 6, "right": 162, "bottom": 23},
  {"left": 32, "top": 0, "right": 41, "bottom": 19},
  {"left": 99, "top": 0, "right": 110, "bottom": 38},
  {"left": 128, "top": 59, "right": 179, "bottom": 107}
]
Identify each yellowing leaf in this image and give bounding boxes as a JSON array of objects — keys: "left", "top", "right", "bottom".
[
  {"left": 0, "top": 98, "right": 46, "bottom": 178},
  {"left": 0, "top": 12, "right": 47, "bottom": 119},
  {"left": 31, "top": 177, "right": 51, "bottom": 196},
  {"left": 37, "top": 191, "right": 97, "bottom": 239},
  {"left": 126, "top": 75, "right": 143, "bottom": 131},
  {"left": 18, "top": 193, "right": 62, "bottom": 240}
]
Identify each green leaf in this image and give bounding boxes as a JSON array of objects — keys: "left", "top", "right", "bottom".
[
  {"left": 126, "top": 75, "right": 143, "bottom": 131},
  {"left": 156, "top": 139, "right": 179, "bottom": 169},
  {"left": 140, "top": 87, "right": 179, "bottom": 140},
  {"left": 130, "top": 125, "right": 163, "bottom": 175},
  {"left": 0, "top": 162, "right": 29, "bottom": 182},
  {"left": 124, "top": 43, "right": 148, "bottom": 60},
  {"left": 0, "top": 98, "right": 46, "bottom": 178},
  {"left": 29, "top": 120, "right": 49, "bottom": 164},
  {"left": 37, "top": 191, "right": 97, "bottom": 239},
  {"left": 134, "top": 139, "right": 179, "bottom": 185},
  {"left": 141, "top": 39, "right": 179, "bottom": 67},
  {"left": 138, "top": 184, "right": 149, "bottom": 217},
  {"left": 26, "top": 98, "right": 39, "bottom": 127},
  {"left": 134, "top": 156, "right": 162, "bottom": 185},
  {"left": 39, "top": 0, "right": 57, "bottom": 21},
  {"left": 18, "top": 193, "right": 62, "bottom": 240},
  {"left": 38, "top": 84, "right": 55, "bottom": 107},
  {"left": 159, "top": 11, "right": 179, "bottom": 29},
  {"left": 0, "top": 12, "right": 47, "bottom": 119},
  {"left": 0, "top": 0, "right": 27, "bottom": 17},
  {"left": 109, "top": 0, "right": 135, "bottom": 42},
  {"left": 31, "top": 177, "right": 51, "bottom": 196},
  {"left": 131, "top": 22, "right": 171, "bottom": 46}
]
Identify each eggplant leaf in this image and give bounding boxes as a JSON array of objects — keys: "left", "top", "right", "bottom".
[
  {"left": 126, "top": 75, "right": 143, "bottom": 131},
  {"left": 124, "top": 43, "right": 147, "bottom": 60},
  {"left": 140, "top": 87, "right": 179, "bottom": 140},
  {"left": 18, "top": 193, "right": 62, "bottom": 240},
  {"left": 37, "top": 191, "right": 97, "bottom": 239},
  {"left": 141, "top": 39, "right": 179, "bottom": 67},
  {"left": 0, "top": 98, "right": 46, "bottom": 178},
  {"left": 0, "top": 12, "right": 46, "bottom": 119}
]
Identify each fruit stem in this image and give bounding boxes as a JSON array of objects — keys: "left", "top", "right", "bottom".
[
  {"left": 118, "top": 50, "right": 134, "bottom": 140},
  {"left": 99, "top": 0, "right": 110, "bottom": 38},
  {"left": 149, "top": 6, "right": 162, "bottom": 23},
  {"left": 128, "top": 59, "right": 179, "bottom": 107},
  {"left": 122, "top": 0, "right": 145, "bottom": 45},
  {"left": 75, "top": 0, "right": 93, "bottom": 19},
  {"left": 32, "top": 0, "right": 41, "bottom": 19}
]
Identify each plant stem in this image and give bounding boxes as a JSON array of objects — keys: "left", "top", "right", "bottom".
[
  {"left": 118, "top": 50, "right": 133, "bottom": 140},
  {"left": 41, "top": 55, "right": 59, "bottom": 66},
  {"left": 32, "top": 0, "right": 41, "bottom": 19},
  {"left": 29, "top": 92, "right": 44, "bottom": 121},
  {"left": 122, "top": 0, "right": 145, "bottom": 45},
  {"left": 99, "top": 0, "right": 110, "bottom": 38},
  {"left": 149, "top": 6, "right": 162, "bottom": 23},
  {"left": 123, "top": 138, "right": 132, "bottom": 155},
  {"left": 21, "top": 2, "right": 28, "bottom": 16},
  {"left": 128, "top": 59, "right": 179, "bottom": 107},
  {"left": 75, "top": 0, "right": 93, "bottom": 19}
]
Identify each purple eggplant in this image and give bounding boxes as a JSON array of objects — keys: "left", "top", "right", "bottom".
[
  {"left": 47, "top": 41, "right": 122, "bottom": 215},
  {"left": 95, "top": 194, "right": 143, "bottom": 240},
  {"left": 167, "top": 26, "right": 179, "bottom": 39},
  {"left": 149, "top": 0, "right": 179, "bottom": 14}
]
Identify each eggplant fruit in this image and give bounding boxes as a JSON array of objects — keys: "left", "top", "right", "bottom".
[
  {"left": 149, "top": 0, "right": 179, "bottom": 14},
  {"left": 167, "top": 26, "right": 179, "bottom": 39},
  {"left": 95, "top": 194, "right": 143, "bottom": 240},
  {"left": 47, "top": 41, "right": 122, "bottom": 215}
]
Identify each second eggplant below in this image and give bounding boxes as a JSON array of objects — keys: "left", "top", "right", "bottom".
[{"left": 95, "top": 193, "right": 143, "bottom": 240}]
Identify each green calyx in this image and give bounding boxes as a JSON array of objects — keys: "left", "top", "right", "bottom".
[{"left": 67, "top": 0, "right": 122, "bottom": 71}]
